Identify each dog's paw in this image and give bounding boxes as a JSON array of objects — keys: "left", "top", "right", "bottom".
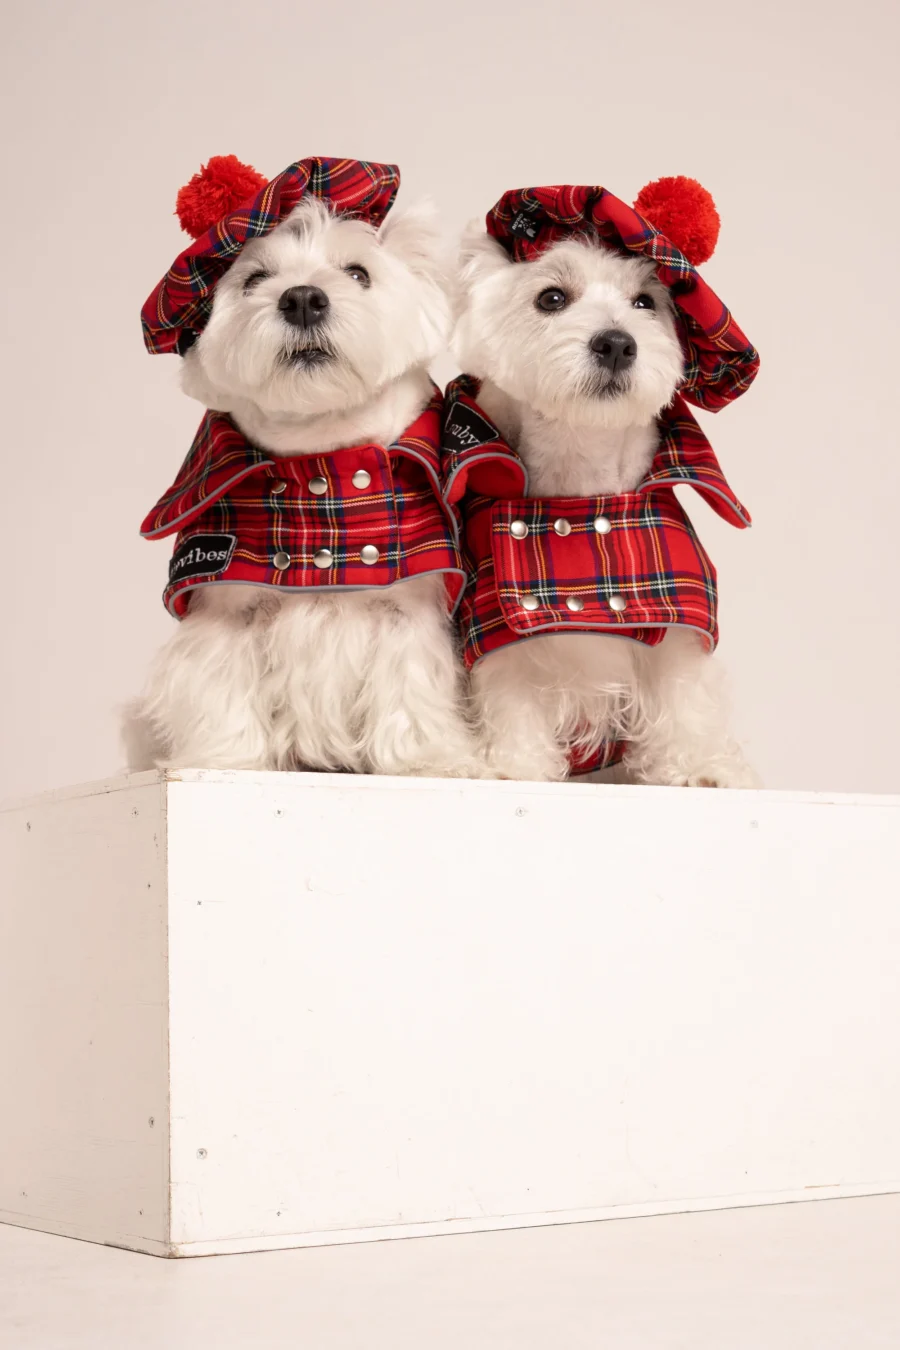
[
  {"left": 404, "top": 752, "right": 490, "bottom": 780},
  {"left": 670, "top": 762, "right": 761, "bottom": 791},
  {"left": 374, "top": 731, "right": 488, "bottom": 780},
  {"left": 482, "top": 746, "right": 569, "bottom": 783},
  {"left": 630, "top": 749, "right": 761, "bottom": 790}
]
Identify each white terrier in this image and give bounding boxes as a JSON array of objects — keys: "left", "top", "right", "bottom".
[
  {"left": 450, "top": 179, "right": 759, "bottom": 787},
  {"left": 127, "top": 156, "right": 477, "bottom": 777}
]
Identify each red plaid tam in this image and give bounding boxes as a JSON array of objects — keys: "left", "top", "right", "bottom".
[
  {"left": 142, "top": 157, "right": 399, "bottom": 356},
  {"left": 142, "top": 387, "right": 464, "bottom": 617},
  {"left": 486, "top": 184, "right": 759, "bottom": 412},
  {"left": 441, "top": 376, "right": 750, "bottom": 670}
]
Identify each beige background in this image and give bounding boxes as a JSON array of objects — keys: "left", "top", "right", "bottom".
[{"left": 1, "top": 0, "right": 897, "bottom": 800}]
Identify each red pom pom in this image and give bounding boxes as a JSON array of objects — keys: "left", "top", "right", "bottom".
[
  {"left": 633, "top": 176, "right": 720, "bottom": 266},
  {"left": 175, "top": 155, "right": 267, "bottom": 238}
]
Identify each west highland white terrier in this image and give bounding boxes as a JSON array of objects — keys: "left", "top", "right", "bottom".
[
  {"left": 127, "top": 155, "right": 477, "bottom": 777},
  {"left": 448, "top": 176, "right": 760, "bottom": 786}
]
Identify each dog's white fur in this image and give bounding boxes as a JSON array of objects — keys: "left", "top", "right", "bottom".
[
  {"left": 125, "top": 197, "right": 479, "bottom": 777},
  {"left": 454, "top": 228, "right": 757, "bottom": 787}
]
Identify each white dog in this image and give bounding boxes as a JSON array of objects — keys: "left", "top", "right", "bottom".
[
  {"left": 453, "top": 222, "right": 758, "bottom": 788},
  {"left": 127, "top": 190, "right": 479, "bottom": 777}
]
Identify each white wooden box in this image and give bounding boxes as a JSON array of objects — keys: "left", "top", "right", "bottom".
[{"left": 2, "top": 770, "right": 899, "bottom": 1258}]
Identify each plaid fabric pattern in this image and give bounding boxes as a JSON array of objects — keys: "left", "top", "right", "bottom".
[
  {"left": 142, "top": 157, "right": 399, "bottom": 356},
  {"left": 461, "top": 491, "right": 719, "bottom": 663},
  {"left": 486, "top": 184, "right": 759, "bottom": 412},
  {"left": 442, "top": 376, "right": 750, "bottom": 771},
  {"left": 142, "top": 388, "right": 464, "bottom": 617}
]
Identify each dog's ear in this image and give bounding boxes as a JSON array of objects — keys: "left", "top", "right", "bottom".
[
  {"left": 458, "top": 222, "right": 511, "bottom": 292},
  {"left": 378, "top": 198, "right": 448, "bottom": 288}
]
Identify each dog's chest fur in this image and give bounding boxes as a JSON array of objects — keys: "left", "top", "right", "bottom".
[
  {"left": 476, "top": 379, "right": 659, "bottom": 497},
  {"left": 228, "top": 369, "right": 431, "bottom": 458}
]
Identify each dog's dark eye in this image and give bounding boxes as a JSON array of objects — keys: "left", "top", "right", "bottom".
[
  {"left": 536, "top": 288, "right": 568, "bottom": 313},
  {"left": 344, "top": 264, "right": 371, "bottom": 287},
  {"left": 633, "top": 293, "right": 656, "bottom": 310},
  {"left": 243, "top": 269, "right": 270, "bottom": 292}
]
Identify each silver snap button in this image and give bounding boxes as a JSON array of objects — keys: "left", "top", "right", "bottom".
[
  {"left": 270, "top": 480, "right": 288, "bottom": 495},
  {"left": 352, "top": 470, "right": 372, "bottom": 490},
  {"left": 521, "top": 594, "right": 540, "bottom": 611},
  {"left": 566, "top": 596, "right": 585, "bottom": 612},
  {"left": 272, "top": 551, "right": 291, "bottom": 570},
  {"left": 553, "top": 518, "right": 572, "bottom": 537},
  {"left": 313, "top": 549, "right": 333, "bottom": 569},
  {"left": 593, "top": 515, "right": 612, "bottom": 535},
  {"left": 360, "top": 545, "right": 380, "bottom": 565},
  {"left": 308, "top": 476, "right": 328, "bottom": 496},
  {"left": 510, "top": 520, "right": 529, "bottom": 539},
  {"left": 608, "top": 594, "right": 627, "bottom": 613}
]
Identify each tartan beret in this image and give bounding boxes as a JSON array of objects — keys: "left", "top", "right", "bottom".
[
  {"left": 485, "top": 178, "right": 759, "bottom": 411},
  {"left": 141, "top": 156, "right": 400, "bottom": 357}
]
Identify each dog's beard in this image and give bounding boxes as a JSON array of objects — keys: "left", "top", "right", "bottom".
[
  {"left": 520, "top": 362, "right": 676, "bottom": 431},
  {"left": 245, "top": 333, "right": 377, "bottom": 418},
  {"left": 279, "top": 328, "right": 340, "bottom": 372},
  {"left": 588, "top": 369, "right": 632, "bottom": 401}
]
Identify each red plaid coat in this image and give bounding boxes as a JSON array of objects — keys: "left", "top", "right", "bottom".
[
  {"left": 486, "top": 183, "right": 760, "bottom": 412},
  {"left": 442, "top": 377, "right": 750, "bottom": 769},
  {"left": 142, "top": 388, "right": 465, "bottom": 617},
  {"left": 142, "top": 157, "right": 399, "bottom": 357}
]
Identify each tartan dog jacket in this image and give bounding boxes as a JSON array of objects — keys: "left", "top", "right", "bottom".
[
  {"left": 142, "top": 156, "right": 400, "bottom": 357},
  {"left": 142, "top": 387, "right": 465, "bottom": 618},
  {"left": 442, "top": 376, "right": 750, "bottom": 672}
]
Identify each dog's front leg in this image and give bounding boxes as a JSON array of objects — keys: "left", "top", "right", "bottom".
[
  {"left": 471, "top": 645, "right": 569, "bottom": 782},
  {"left": 360, "top": 578, "right": 482, "bottom": 779},
  {"left": 624, "top": 629, "right": 759, "bottom": 789},
  {"left": 124, "top": 602, "right": 273, "bottom": 771}
]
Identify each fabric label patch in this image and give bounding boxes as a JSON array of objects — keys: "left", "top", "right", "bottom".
[
  {"left": 442, "top": 400, "right": 500, "bottom": 455},
  {"left": 509, "top": 203, "right": 545, "bottom": 243},
  {"left": 168, "top": 533, "right": 236, "bottom": 583}
]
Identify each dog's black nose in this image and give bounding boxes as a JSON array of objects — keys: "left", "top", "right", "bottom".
[
  {"left": 590, "top": 329, "right": 637, "bottom": 372},
  {"left": 278, "top": 285, "right": 330, "bottom": 328}
]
